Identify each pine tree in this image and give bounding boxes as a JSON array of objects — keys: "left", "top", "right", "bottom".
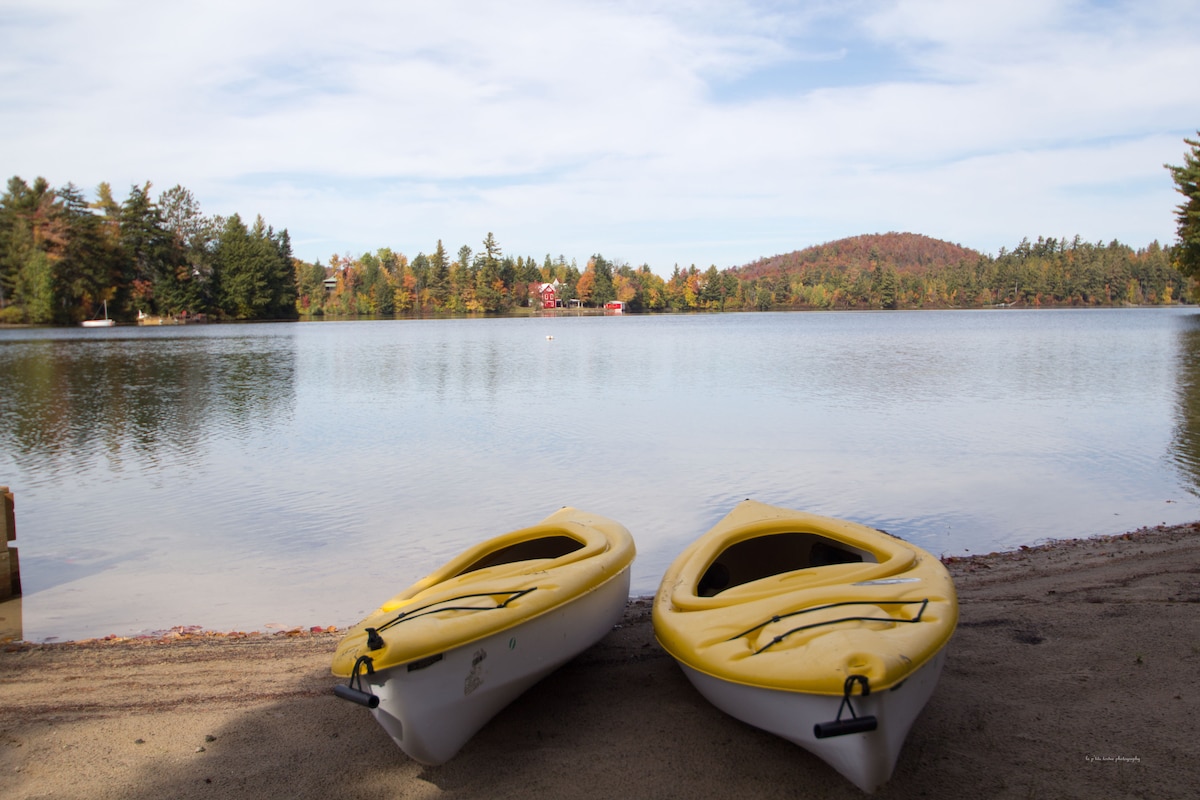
[
  {"left": 429, "top": 240, "right": 450, "bottom": 307},
  {"left": 158, "top": 184, "right": 215, "bottom": 315},
  {"left": 0, "top": 177, "right": 35, "bottom": 317},
  {"left": 57, "top": 183, "right": 116, "bottom": 321},
  {"left": 119, "top": 182, "right": 173, "bottom": 315},
  {"left": 588, "top": 254, "right": 616, "bottom": 306},
  {"left": 271, "top": 228, "right": 298, "bottom": 319},
  {"left": 1166, "top": 133, "right": 1200, "bottom": 292},
  {"left": 215, "top": 214, "right": 267, "bottom": 318},
  {"left": 473, "top": 232, "right": 505, "bottom": 311}
]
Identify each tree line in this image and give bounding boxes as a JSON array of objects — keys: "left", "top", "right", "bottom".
[
  {"left": 295, "top": 131, "right": 1200, "bottom": 315},
  {"left": 300, "top": 243, "right": 667, "bottom": 316},
  {"left": 309, "top": 233, "right": 1183, "bottom": 315},
  {"left": 726, "top": 233, "right": 1182, "bottom": 311},
  {"left": 4, "top": 138, "right": 1200, "bottom": 324},
  {"left": 0, "top": 177, "right": 295, "bottom": 324}
]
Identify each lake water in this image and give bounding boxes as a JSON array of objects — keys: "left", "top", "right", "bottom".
[{"left": 3, "top": 308, "right": 1200, "bottom": 642}]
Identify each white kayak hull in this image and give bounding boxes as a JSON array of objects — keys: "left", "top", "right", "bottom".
[
  {"left": 359, "top": 566, "right": 630, "bottom": 765},
  {"left": 679, "top": 648, "right": 946, "bottom": 793}
]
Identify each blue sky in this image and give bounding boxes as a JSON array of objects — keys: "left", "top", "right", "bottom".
[{"left": 2, "top": 0, "right": 1198, "bottom": 273}]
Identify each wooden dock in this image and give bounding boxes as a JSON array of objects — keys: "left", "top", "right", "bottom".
[
  {"left": 1, "top": 486, "right": 19, "bottom": 600},
  {"left": 0, "top": 486, "right": 19, "bottom": 641}
]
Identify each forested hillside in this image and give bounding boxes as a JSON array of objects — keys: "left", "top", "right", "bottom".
[
  {"left": 729, "top": 232, "right": 1181, "bottom": 309},
  {"left": 738, "top": 232, "right": 981, "bottom": 281}
]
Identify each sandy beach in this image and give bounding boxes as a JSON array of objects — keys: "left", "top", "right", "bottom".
[{"left": 1, "top": 523, "right": 1197, "bottom": 799}]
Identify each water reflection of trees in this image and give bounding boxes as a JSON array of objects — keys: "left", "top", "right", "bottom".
[
  {"left": 1172, "top": 317, "right": 1200, "bottom": 494},
  {"left": 0, "top": 336, "right": 295, "bottom": 483}
]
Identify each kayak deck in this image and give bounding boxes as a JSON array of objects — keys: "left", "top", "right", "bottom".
[
  {"left": 654, "top": 500, "right": 957, "bottom": 695},
  {"left": 333, "top": 507, "right": 635, "bottom": 677}
]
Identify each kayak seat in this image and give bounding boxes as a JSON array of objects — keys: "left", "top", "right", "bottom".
[
  {"left": 697, "top": 532, "right": 876, "bottom": 597},
  {"left": 459, "top": 535, "right": 586, "bottom": 574}
]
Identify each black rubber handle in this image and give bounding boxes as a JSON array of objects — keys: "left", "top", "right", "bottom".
[
  {"left": 334, "top": 684, "right": 380, "bottom": 708},
  {"left": 814, "top": 715, "right": 878, "bottom": 739}
]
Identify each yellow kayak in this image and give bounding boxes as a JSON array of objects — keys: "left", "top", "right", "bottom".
[
  {"left": 332, "top": 507, "right": 634, "bottom": 764},
  {"left": 653, "top": 500, "right": 957, "bottom": 792}
]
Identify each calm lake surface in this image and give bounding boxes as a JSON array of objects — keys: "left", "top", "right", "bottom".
[{"left": 3, "top": 308, "right": 1200, "bottom": 642}]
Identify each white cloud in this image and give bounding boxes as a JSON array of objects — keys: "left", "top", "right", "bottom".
[{"left": 1, "top": 0, "right": 1196, "bottom": 269}]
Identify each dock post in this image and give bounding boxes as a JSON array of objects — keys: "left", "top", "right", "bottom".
[{"left": 0, "top": 487, "right": 17, "bottom": 600}]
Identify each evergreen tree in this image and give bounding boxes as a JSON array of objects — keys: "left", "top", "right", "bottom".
[
  {"left": 878, "top": 265, "right": 899, "bottom": 309},
  {"left": 119, "top": 182, "right": 173, "bottom": 315},
  {"left": 475, "top": 257, "right": 502, "bottom": 311},
  {"left": 445, "top": 244, "right": 471, "bottom": 310},
  {"left": 0, "top": 177, "right": 35, "bottom": 318},
  {"left": 589, "top": 254, "right": 616, "bottom": 305},
  {"left": 499, "top": 256, "right": 518, "bottom": 306},
  {"left": 476, "top": 233, "right": 503, "bottom": 311},
  {"left": 429, "top": 240, "right": 450, "bottom": 307},
  {"left": 0, "top": 178, "right": 55, "bottom": 321},
  {"left": 409, "top": 253, "right": 430, "bottom": 310},
  {"left": 373, "top": 268, "right": 395, "bottom": 315},
  {"left": 215, "top": 214, "right": 275, "bottom": 318},
  {"left": 482, "top": 232, "right": 502, "bottom": 265},
  {"left": 0, "top": 177, "right": 119, "bottom": 323},
  {"left": 15, "top": 250, "right": 54, "bottom": 323},
  {"left": 1166, "top": 132, "right": 1200, "bottom": 293},
  {"left": 56, "top": 183, "right": 116, "bottom": 321},
  {"left": 158, "top": 184, "right": 215, "bottom": 315},
  {"left": 271, "top": 227, "right": 298, "bottom": 318}
]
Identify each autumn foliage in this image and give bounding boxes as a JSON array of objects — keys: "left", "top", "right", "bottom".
[
  {"left": 727, "top": 232, "right": 1181, "bottom": 310},
  {"left": 1, "top": 174, "right": 1188, "bottom": 325}
]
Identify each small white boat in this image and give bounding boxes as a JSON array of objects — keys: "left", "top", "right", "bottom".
[
  {"left": 331, "top": 507, "right": 635, "bottom": 764},
  {"left": 653, "top": 500, "right": 957, "bottom": 793},
  {"left": 82, "top": 300, "right": 115, "bottom": 327}
]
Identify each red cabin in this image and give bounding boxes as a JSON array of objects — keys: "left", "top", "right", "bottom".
[{"left": 538, "top": 283, "right": 559, "bottom": 309}]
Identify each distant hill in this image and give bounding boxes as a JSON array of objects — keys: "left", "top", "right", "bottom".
[{"left": 734, "top": 232, "right": 982, "bottom": 280}]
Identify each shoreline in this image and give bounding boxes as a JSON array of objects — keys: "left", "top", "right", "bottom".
[
  {"left": 1, "top": 521, "right": 1188, "bottom": 648},
  {"left": 3, "top": 521, "right": 1190, "bottom": 648},
  {"left": 2, "top": 521, "right": 1197, "bottom": 798},
  {"left": 3, "top": 302, "right": 1195, "bottom": 333}
]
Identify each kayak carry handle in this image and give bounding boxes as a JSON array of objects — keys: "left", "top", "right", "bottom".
[
  {"left": 335, "top": 654, "right": 379, "bottom": 708},
  {"left": 814, "top": 715, "right": 877, "bottom": 738},
  {"left": 814, "top": 674, "right": 877, "bottom": 739},
  {"left": 334, "top": 684, "right": 380, "bottom": 708}
]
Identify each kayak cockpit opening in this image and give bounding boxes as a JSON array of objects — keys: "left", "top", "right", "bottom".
[
  {"left": 459, "top": 534, "right": 585, "bottom": 574},
  {"left": 697, "top": 532, "right": 877, "bottom": 597}
]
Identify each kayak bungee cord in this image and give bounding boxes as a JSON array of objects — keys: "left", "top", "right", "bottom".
[
  {"left": 729, "top": 598, "right": 930, "bottom": 655},
  {"left": 365, "top": 587, "right": 539, "bottom": 648},
  {"left": 334, "top": 588, "right": 540, "bottom": 706}
]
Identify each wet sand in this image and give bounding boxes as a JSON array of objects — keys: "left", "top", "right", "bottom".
[{"left": 1, "top": 522, "right": 1197, "bottom": 799}]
